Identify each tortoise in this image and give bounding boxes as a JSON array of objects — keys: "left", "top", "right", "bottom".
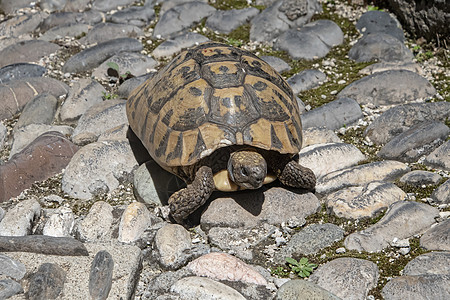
[{"left": 126, "top": 42, "right": 316, "bottom": 223}]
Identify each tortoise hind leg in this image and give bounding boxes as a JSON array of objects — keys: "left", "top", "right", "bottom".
[
  {"left": 169, "top": 166, "right": 215, "bottom": 224},
  {"left": 278, "top": 160, "right": 316, "bottom": 191}
]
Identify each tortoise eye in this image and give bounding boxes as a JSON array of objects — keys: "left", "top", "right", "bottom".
[{"left": 240, "top": 168, "right": 248, "bottom": 177}]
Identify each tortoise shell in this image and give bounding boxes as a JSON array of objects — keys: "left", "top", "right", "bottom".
[{"left": 126, "top": 42, "right": 303, "bottom": 170}]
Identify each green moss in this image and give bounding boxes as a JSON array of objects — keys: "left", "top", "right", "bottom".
[{"left": 210, "top": 0, "right": 254, "bottom": 10}]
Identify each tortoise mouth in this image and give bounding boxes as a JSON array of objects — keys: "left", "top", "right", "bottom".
[{"left": 213, "top": 170, "right": 276, "bottom": 192}]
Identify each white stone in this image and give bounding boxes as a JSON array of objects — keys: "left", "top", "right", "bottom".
[
  {"left": 170, "top": 276, "right": 246, "bottom": 300},
  {"left": 0, "top": 199, "right": 41, "bottom": 236},
  {"left": 43, "top": 207, "right": 75, "bottom": 237},
  {"left": 118, "top": 202, "right": 152, "bottom": 243},
  {"left": 76, "top": 201, "right": 113, "bottom": 241}
]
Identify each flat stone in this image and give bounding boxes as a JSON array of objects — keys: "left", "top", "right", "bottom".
[
  {"left": 299, "top": 143, "right": 366, "bottom": 179},
  {"left": 356, "top": 10, "right": 404, "bottom": 41},
  {"left": 40, "top": 0, "right": 67, "bottom": 12},
  {"left": 5, "top": 242, "right": 142, "bottom": 299},
  {"left": 39, "top": 11, "right": 102, "bottom": 32},
  {"left": 377, "top": 121, "right": 449, "bottom": 162},
  {"left": 275, "top": 223, "right": 344, "bottom": 264},
  {"left": 0, "top": 63, "right": 46, "bottom": 84},
  {"left": 201, "top": 187, "right": 320, "bottom": 228},
  {"left": 0, "top": 132, "right": 79, "bottom": 202},
  {"left": 60, "top": 78, "right": 106, "bottom": 122},
  {"left": 92, "top": 0, "right": 136, "bottom": 12},
  {"left": 118, "top": 202, "right": 152, "bottom": 243},
  {"left": 43, "top": 207, "right": 75, "bottom": 237},
  {"left": 0, "top": 253, "right": 27, "bottom": 280},
  {"left": 153, "top": 2, "right": 216, "bottom": 38},
  {"left": 431, "top": 179, "right": 450, "bottom": 205},
  {"left": 424, "top": 140, "right": 450, "bottom": 171},
  {"left": 89, "top": 250, "right": 114, "bottom": 300},
  {"left": 0, "top": 77, "right": 69, "bottom": 120},
  {"left": 206, "top": 7, "right": 259, "bottom": 34},
  {"left": 302, "top": 19, "right": 344, "bottom": 47},
  {"left": 365, "top": 102, "right": 450, "bottom": 145},
  {"left": 153, "top": 224, "right": 192, "bottom": 270},
  {"left": 274, "top": 28, "right": 331, "bottom": 60},
  {"left": 0, "top": 199, "right": 40, "bottom": 236},
  {"left": 14, "top": 93, "right": 58, "bottom": 129},
  {"left": 316, "top": 160, "right": 410, "bottom": 194},
  {"left": 98, "top": 124, "right": 129, "bottom": 141},
  {"left": 326, "top": 181, "right": 407, "bottom": 219},
  {"left": 0, "top": 279, "right": 23, "bottom": 299},
  {"left": 170, "top": 276, "right": 246, "bottom": 300},
  {"left": 287, "top": 69, "right": 327, "bottom": 94},
  {"left": 420, "top": 219, "right": 450, "bottom": 251},
  {"left": 338, "top": 70, "right": 436, "bottom": 106},
  {"left": 359, "top": 61, "right": 424, "bottom": 76},
  {"left": 399, "top": 170, "right": 442, "bottom": 186},
  {"left": 0, "top": 0, "right": 36, "bottom": 14},
  {"left": 141, "top": 268, "right": 192, "bottom": 299},
  {"left": 0, "top": 40, "right": 60, "bottom": 68},
  {"left": 302, "top": 97, "right": 363, "bottom": 130},
  {"left": 187, "top": 252, "right": 267, "bottom": 285},
  {"left": 76, "top": 201, "right": 114, "bottom": 242},
  {"left": 0, "top": 12, "right": 45, "bottom": 38},
  {"left": 80, "top": 23, "right": 143, "bottom": 46},
  {"left": 62, "top": 38, "right": 143, "bottom": 74},
  {"left": 109, "top": 4, "right": 155, "bottom": 27},
  {"left": 10, "top": 124, "right": 73, "bottom": 157},
  {"left": 92, "top": 52, "right": 158, "bottom": 81},
  {"left": 344, "top": 201, "right": 439, "bottom": 252},
  {"left": 0, "top": 235, "right": 88, "bottom": 256},
  {"left": 153, "top": 32, "right": 210, "bottom": 58},
  {"left": 117, "top": 73, "right": 155, "bottom": 98},
  {"left": 39, "top": 23, "right": 90, "bottom": 41},
  {"left": 28, "top": 263, "right": 66, "bottom": 300},
  {"left": 302, "top": 127, "right": 342, "bottom": 147},
  {"left": 381, "top": 274, "right": 450, "bottom": 300},
  {"left": 261, "top": 56, "right": 291, "bottom": 74},
  {"left": 403, "top": 252, "right": 450, "bottom": 276},
  {"left": 309, "top": 257, "right": 379, "bottom": 300},
  {"left": 275, "top": 279, "right": 342, "bottom": 300},
  {"left": 62, "top": 140, "right": 138, "bottom": 199}
]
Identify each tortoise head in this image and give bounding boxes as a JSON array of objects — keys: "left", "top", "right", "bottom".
[{"left": 227, "top": 150, "right": 267, "bottom": 189}]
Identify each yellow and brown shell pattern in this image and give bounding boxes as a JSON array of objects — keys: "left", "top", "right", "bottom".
[{"left": 126, "top": 42, "right": 303, "bottom": 170}]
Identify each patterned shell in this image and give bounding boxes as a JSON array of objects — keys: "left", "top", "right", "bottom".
[{"left": 126, "top": 42, "right": 303, "bottom": 168}]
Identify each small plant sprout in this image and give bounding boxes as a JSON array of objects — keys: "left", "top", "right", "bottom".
[{"left": 285, "top": 257, "right": 318, "bottom": 278}]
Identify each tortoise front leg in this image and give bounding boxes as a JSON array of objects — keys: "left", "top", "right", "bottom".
[
  {"left": 278, "top": 160, "right": 316, "bottom": 191},
  {"left": 168, "top": 166, "right": 215, "bottom": 224}
]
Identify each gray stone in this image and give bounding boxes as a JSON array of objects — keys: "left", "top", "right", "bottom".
[
  {"left": 153, "top": 224, "right": 192, "bottom": 270},
  {"left": 0, "top": 279, "right": 23, "bottom": 299},
  {"left": 399, "top": 170, "right": 443, "bottom": 186},
  {"left": 338, "top": 70, "right": 436, "bottom": 106},
  {"left": 274, "top": 29, "right": 331, "bottom": 60},
  {"left": 287, "top": 69, "right": 326, "bottom": 94},
  {"left": 261, "top": 56, "right": 291, "bottom": 74},
  {"left": 302, "top": 127, "right": 342, "bottom": 147},
  {"left": 201, "top": 188, "right": 320, "bottom": 228},
  {"left": 0, "top": 40, "right": 60, "bottom": 68},
  {"left": 43, "top": 207, "right": 75, "bottom": 237},
  {"left": 356, "top": 10, "right": 404, "bottom": 41},
  {"left": 62, "top": 38, "right": 143, "bottom": 74},
  {"left": 98, "top": 124, "right": 129, "bottom": 141},
  {"left": 0, "top": 236, "right": 88, "bottom": 256},
  {"left": 60, "top": 79, "right": 106, "bottom": 122},
  {"left": 141, "top": 268, "right": 193, "bottom": 299},
  {"left": 275, "top": 223, "right": 344, "bottom": 264},
  {"left": 420, "top": 219, "right": 450, "bottom": 251},
  {"left": 39, "top": 23, "right": 90, "bottom": 41},
  {"left": 344, "top": 201, "right": 439, "bottom": 252},
  {"left": 299, "top": 143, "right": 366, "bottom": 179},
  {"left": 159, "top": 0, "right": 208, "bottom": 16},
  {"left": 153, "top": 2, "right": 216, "bottom": 38},
  {"left": 108, "top": 5, "right": 155, "bottom": 27},
  {"left": 378, "top": 121, "right": 449, "bottom": 162},
  {"left": 118, "top": 202, "right": 152, "bottom": 243},
  {"left": 431, "top": 180, "right": 450, "bottom": 205},
  {"left": 72, "top": 99, "right": 128, "bottom": 141},
  {"left": 0, "top": 12, "right": 45, "bottom": 38},
  {"left": 359, "top": 61, "right": 424, "bottom": 76},
  {"left": 152, "top": 32, "right": 209, "bottom": 59},
  {"left": 316, "top": 160, "right": 410, "bottom": 194},
  {"left": 92, "top": 52, "right": 158, "bottom": 81},
  {"left": 117, "top": 73, "right": 155, "bottom": 98},
  {"left": 348, "top": 32, "right": 413, "bottom": 62},
  {"left": 301, "top": 19, "right": 344, "bottom": 48},
  {"left": 89, "top": 250, "right": 114, "bottom": 300},
  {"left": 0, "top": 199, "right": 41, "bottom": 236},
  {"left": 39, "top": 11, "right": 103, "bottom": 32},
  {"left": 275, "top": 279, "right": 342, "bottom": 300},
  {"left": 91, "top": 0, "right": 136, "bottom": 12},
  {"left": 80, "top": 23, "right": 144, "bottom": 46},
  {"left": 302, "top": 97, "right": 363, "bottom": 130},
  {"left": 403, "top": 252, "right": 450, "bottom": 276},
  {"left": 424, "top": 140, "right": 450, "bottom": 171},
  {"left": 28, "top": 263, "right": 66, "bottom": 300},
  {"left": 76, "top": 201, "right": 114, "bottom": 242},
  {"left": 326, "top": 181, "right": 406, "bottom": 219},
  {"left": 206, "top": 7, "right": 259, "bottom": 34},
  {"left": 365, "top": 102, "right": 450, "bottom": 145},
  {"left": 14, "top": 93, "right": 58, "bottom": 129},
  {"left": 381, "top": 274, "right": 450, "bottom": 300},
  {"left": 170, "top": 276, "right": 246, "bottom": 299},
  {"left": 0, "top": 0, "right": 36, "bottom": 14},
  {"left": 62, "top": 140, "right": 138, "bottom": 199},
  {"left": 40, "top": 0, "right": 67, "bottom": 12},
  {"left": 309, "top": 257, "right": 379, "bottom": 300},
  {"left": 0, "top": 253, "right": 26, "bottom": 280},
  {"left": 0, "top": 63, "right": 46, "bottom": 84}
]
